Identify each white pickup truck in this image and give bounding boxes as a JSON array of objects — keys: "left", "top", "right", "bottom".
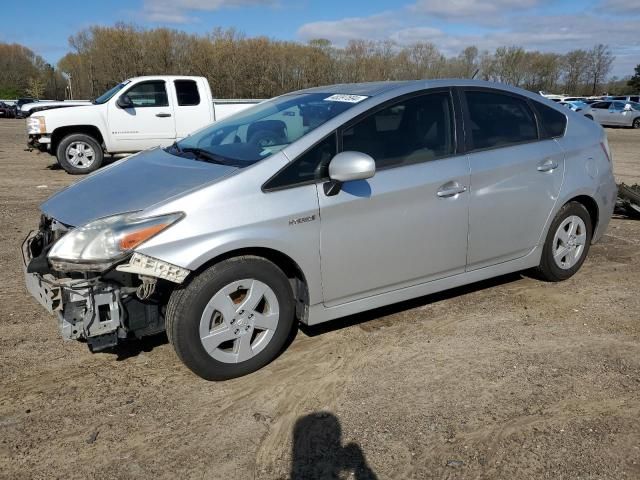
[{"left": 27, "top": 75, "right": 262, "bottom": 174}]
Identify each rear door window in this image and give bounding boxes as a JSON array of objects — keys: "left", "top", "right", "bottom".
[
  {"left": 591, "top": 102, "right": 611, "bottom": 109},
  {"left": 531, "top": 102, "right": 567, "bottom": 139},
  {"left": 464, "top": 90, "right": 537, "bottom": 151},
  {"left": 175, "top": 80, "right": 201, "bottom": 106}
]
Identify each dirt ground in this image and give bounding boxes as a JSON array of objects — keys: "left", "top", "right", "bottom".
[{"left": 0, "top": 119, "right": 639, "bottom": 480}]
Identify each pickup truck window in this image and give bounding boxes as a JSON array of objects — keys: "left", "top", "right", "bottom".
[
  {"left": 175, "top": 80, "right": 200, "bottom": 106},
  {"left": 126, "top": 81, "right": 169, "bottom": 108},
  {"left": 171, "top": 92, "right": 366, "bottom": 166}
]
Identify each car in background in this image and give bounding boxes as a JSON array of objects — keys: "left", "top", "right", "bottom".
[
  {"left": 609, "top": 95, "right": 640, "bottom": 103},
  {"left": 15, "top": 98, "right": 38, "bottom": 118},
  {"left": 559, "top": 100, "right": 588, "bottom": 112},
  {"left": 0, "top": 101, "right": 16, "bottom": 118},
  {"left": 23, "top": 79, "right": 617, "bottom": 380},
  {"left": 582, "top": 100, "right": 640, "bottom": 128}
]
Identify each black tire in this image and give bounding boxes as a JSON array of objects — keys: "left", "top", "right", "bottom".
[
  {"left": 633, "top": 117, "right": 640, "bottom": 129},
  {"left": 56, "top": 133, "right": 104, "bottom": 174},
  {"left": 536, "top": 201, "right": 593, "bottom": 282},
  {"left": 166, "top": 256, "right": 295, "bottom": 380}
]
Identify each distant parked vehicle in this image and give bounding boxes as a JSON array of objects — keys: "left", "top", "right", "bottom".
[
  {"left": 582, "top": 100, "right": 640, "bottom": 128},
  {"left": 610, "top": 95, "right": 640, "bottom": 103},
  {"left": 26, "top": 75, "right": 263, "bottom": 174},
  {"left": 0, "top": 102, "right": 16, "bottom": 118},
  {"left": 559, "top": 100, "right": 588, "bottom": 112},
  {"left": 15, "top": 98, "right": 38, "bottom": 118}
]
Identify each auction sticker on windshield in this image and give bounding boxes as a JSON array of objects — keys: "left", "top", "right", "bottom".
[{"left": 324, "top": 94, "right": 368, "bottom": 103}]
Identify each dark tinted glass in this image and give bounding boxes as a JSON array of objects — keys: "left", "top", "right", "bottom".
[
  {"left": 342, "top": 92, "right": 454, "bottom": 169},
  {"left": 631, "top": 96, "right": 640, "bottom": 103},
  {"left": 591, "top": 102, "right": 611, "bottom": 109},
  {"left": 126, "top": 81, "right": 168, "bottom": 107},
  {"left": 532, "top": 101, "right": 567, "bottom": 139},
  {"left": 175, "top": 80, "right": 200, "bottom": 106},
  {"left": 263, "top": 133, "right": 337, "bottom": 190},
  {"left": 465, "top": 91, "right": 537, "bottom": 150}
]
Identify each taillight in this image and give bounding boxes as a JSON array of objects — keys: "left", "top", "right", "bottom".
[{"left": 600, "top": 141, "right": 611, "bottom": 163}]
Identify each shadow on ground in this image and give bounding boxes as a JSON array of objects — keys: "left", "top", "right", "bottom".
[{"left": 291, "top": 411, "right": 378, "bottom": 480}]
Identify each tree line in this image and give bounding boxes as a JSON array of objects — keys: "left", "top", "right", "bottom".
[{"left": 1, "top": 23, "right": 636, "bottom": 101}]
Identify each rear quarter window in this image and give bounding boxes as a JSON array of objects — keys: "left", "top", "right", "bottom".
[{"left": 532, "top": 102, "right": 567, "bottom": 139}]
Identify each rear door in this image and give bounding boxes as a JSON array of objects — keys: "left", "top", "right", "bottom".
[
  {"left": 462, "top": 89, "right": 565, "bottom": 269},
  {"left": 589, "top": 101, "right": 612, "bottom": 124},
  {"left": 173, "top": 79, "right": 211, "bottom": 140},
  {"left": 107, "top": 80, "right": 176, "bottom": 152},
  {"left": 609, "top": 101, "right": 627, "bottom": 125}
]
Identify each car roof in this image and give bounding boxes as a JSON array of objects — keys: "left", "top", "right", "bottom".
[{"left": 295, "top": 79, "right": 549, "bottom": 99}]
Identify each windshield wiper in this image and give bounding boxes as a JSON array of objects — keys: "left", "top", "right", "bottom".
[{"left": 178, "top": 147, "right": 243, "bottom": 167}]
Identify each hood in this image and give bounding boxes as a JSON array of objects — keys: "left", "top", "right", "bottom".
[
  {"left": 42, "top": 148, "right": 238, "bottom": 226},
  {"left": 24, "top": 100, "right": 91, "bottom": 112}
]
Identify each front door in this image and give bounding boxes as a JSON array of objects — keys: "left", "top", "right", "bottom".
[
  {"left": 108, "top": 80, "right": 176, "bottom": 152},
  {"left": 318, "top": 90, "right": 470, "bottom": 306},
  {"left": 462, "top": 89, "right": 565, "bottom": 269}
]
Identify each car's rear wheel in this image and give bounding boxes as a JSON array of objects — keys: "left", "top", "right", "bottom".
[
  {"left": 536, "top": 202, "right": 593, "bottom": 282},
  {"left": 56, "top": 133, "right": 104, "bottom": 174},
  {"left": 166, "top": 257, "right": 295, "bottom": 380},
  {"left": 633, "top": 117, "right": 640, "bottom": 129}
]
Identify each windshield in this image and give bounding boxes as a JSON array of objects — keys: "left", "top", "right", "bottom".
[
  {"left": 93, "top": 81, "right": 130, "bottom": 105},
  {"left": 171, "top": 92, "right": 368, "bottom": 166}
]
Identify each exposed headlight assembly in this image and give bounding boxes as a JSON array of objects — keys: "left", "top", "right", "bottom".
[
  {"left": 27, "top": 116, "right": 46, "bottom": 134},
  {"left": 48, "top": 212, "right": 183, "bottom": 271}
]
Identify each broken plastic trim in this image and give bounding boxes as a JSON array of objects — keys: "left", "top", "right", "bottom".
[{"left": 116, "top": 252, "right": 190, "bottom": 284}]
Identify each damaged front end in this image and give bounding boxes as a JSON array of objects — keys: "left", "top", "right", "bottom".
[{"left": 23, "top": 215, "right": 190, "bottom": 352}]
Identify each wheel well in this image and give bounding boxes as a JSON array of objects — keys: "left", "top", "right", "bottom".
[
  {"left": 51, "top": 125, "right": 104, "bottom": 155},
  {"left": 568, "top": 195, "right": 599, "bottom": 232},
  {"left": 194, "top": 248, "right": 310, "bottom": 322}
]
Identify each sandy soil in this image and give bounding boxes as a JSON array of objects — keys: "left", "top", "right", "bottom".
[{"left": 0, "top": 120, "right": 639, "bottom": 480}]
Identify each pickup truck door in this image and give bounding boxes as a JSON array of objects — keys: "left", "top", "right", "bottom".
[
  {"left": 172, "top": 79, "right": 213, "bottom": 140},
  {"left": 108, "top": 80, "right": 176, "bottom": 152}
]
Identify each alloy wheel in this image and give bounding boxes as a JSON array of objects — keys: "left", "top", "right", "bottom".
[
  {"left": 552, "top": 215, "right": 587, "bottom": 270},
  {"left": 66, "top": 141, "right": 96, "bottom": 168}
]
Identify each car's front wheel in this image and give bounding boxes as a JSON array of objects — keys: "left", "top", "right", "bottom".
[
  {"left": 166, "top": 257, "right": 295, "bottom": 380},
  {"left": 633, "top": 117, "right": 640, "bottom": 129},
  {"left": 536, "top": 201, "right": 593, "bottom": 282}
]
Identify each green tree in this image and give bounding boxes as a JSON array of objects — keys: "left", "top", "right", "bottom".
[{"left": 628, "top": 64, "right": 640, "bottom": 92}]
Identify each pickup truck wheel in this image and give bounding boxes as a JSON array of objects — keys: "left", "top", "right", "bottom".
[
  {"left": 536, "top": 202, "right": 592, "bottom": 282},
  {"left": 56, "top": 134, "right": 104, "bottom": 174},
  {"left": 166, "top": 257, "right": 295, "bottom": 380}
]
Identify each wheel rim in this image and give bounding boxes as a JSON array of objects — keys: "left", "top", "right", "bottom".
[
  {"left": 552, "top": 215, "right": 587, "bottom": 270},
  {"left": 66, "top": 141, "right": 96, "bottom": 168},
  {"left": 633, "top": 119, "right": 640, "bottom": 129},
  {"left": 199, "top": 279, "right": 279, "bottom": 364}
]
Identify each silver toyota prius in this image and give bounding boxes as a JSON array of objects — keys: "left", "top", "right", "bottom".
[{"left": 23, "top": 80, "right": 617, "bottom": 380}]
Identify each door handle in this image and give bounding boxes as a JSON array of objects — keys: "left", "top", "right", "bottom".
[
  {"left": 156, "top": 113, "right": 172, "bottom": 118},
  {"left": 437, "top": 183, "right": 467, "bottom": 198},
  {"left": 537, "top": 159, "right": 558, "bottom": 172}
]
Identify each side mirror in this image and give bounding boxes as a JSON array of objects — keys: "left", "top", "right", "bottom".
[
  {"left": 117, "top": 95, "right": 133, "bottom": 109},
  {"left": 324, "top": 151, "right": 375, "bottom": 196}
]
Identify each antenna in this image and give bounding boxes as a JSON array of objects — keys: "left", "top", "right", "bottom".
[{"left": 471, "top": 69, "right": 480, "bottom": 80}]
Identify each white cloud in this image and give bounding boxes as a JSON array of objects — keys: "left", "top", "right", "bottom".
[
  {"left": 143, "top": 0, "right": 278, "bottom": 23},
  {"left": 599, "top": 0, "right": 640, "bottom": 15},
  {"left": 410, "top": 0, "right": 542, "bottom": 18},
  {"left": 297, "top": 12, "right": 401, "bottom": 44}
]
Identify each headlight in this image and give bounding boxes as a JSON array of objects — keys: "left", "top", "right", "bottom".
[
  {"left": 27, "top": 116, "right": 46, "bottom": 134},
  {"left": 48, "top": 212, "right": 183, "bottom": 271}
]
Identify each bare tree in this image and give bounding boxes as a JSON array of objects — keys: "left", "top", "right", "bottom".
[{"left": 587, "top": 44, "right": 615, "bottom": 95}]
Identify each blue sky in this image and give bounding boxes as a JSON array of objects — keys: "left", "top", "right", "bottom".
[{"left": 2, "top": 0, "right": 639, "bottom": 77}]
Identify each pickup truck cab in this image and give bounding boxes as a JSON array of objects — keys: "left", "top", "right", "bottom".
[{"left": 27, "top": 75, "right": 261, "bottom": 174}]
